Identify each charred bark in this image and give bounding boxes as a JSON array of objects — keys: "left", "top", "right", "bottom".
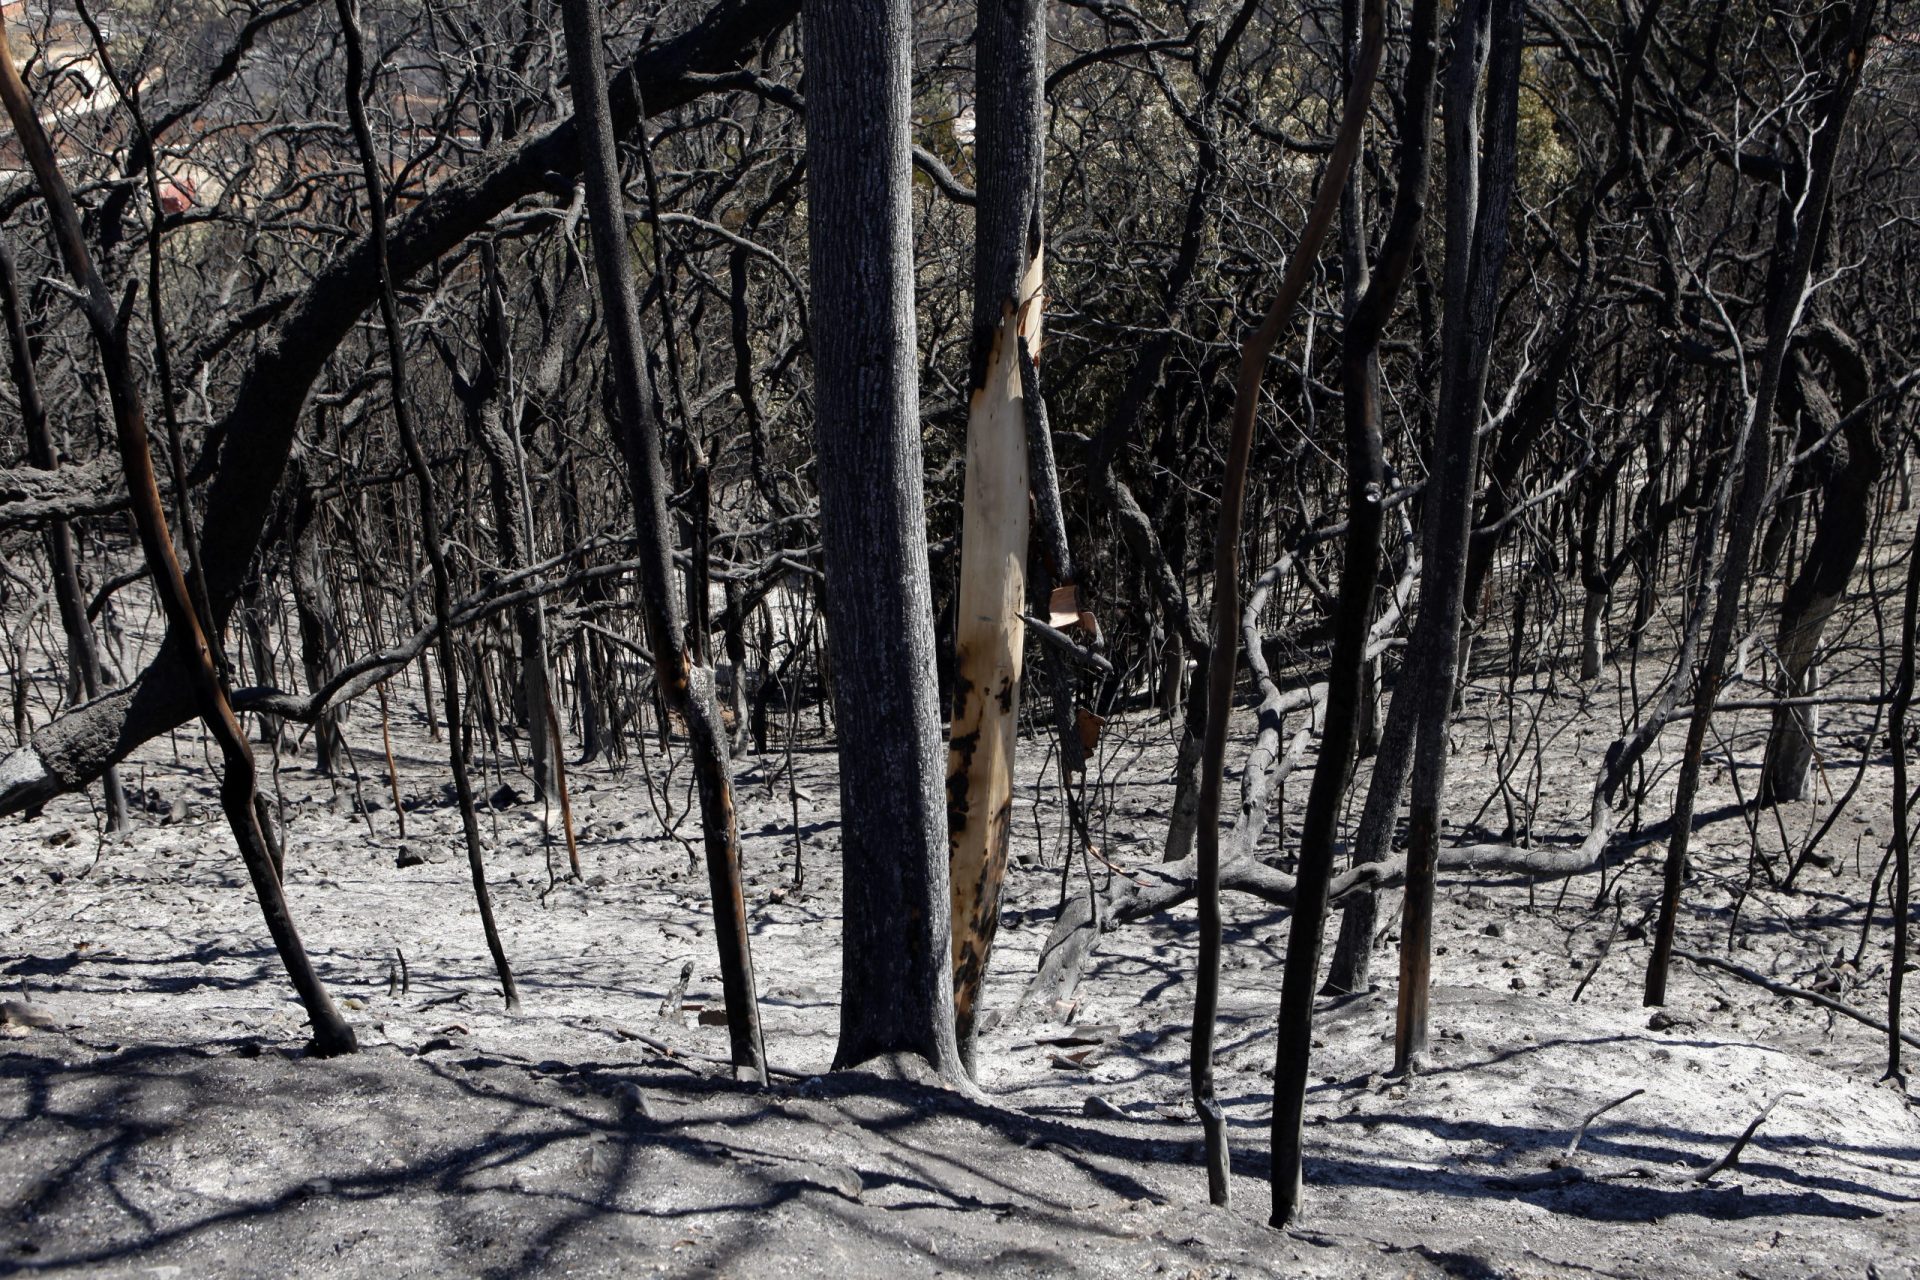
[
  {"left": 558, "top": 0, "right": 767, "bottom": 1080},
  {"left": 805, "top": 0, "right": 966, "bottom": 1084},
  {"left": 1396, "top": 0, "right": 1522, "bottom": 1075},
  {"left": 1762, "top": 327, "right": 1879, "bottom": 804}
]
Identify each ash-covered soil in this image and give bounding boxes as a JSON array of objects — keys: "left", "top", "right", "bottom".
[{"left": 2, "top": 650, "right": 1917, "bottom": 1278}]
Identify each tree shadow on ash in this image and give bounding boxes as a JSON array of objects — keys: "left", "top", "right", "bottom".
[
  {"left": 0, "top": 1037, "right": 644, "bottom": 1274},
  {"left": 2, "top": 1027, "right": 1907, "bottom": 1279},
  {"left": 1189, "top": 1025, "right": 1917, "bottom": 1224},
  {"left": 2, "top": 939, "right": 361, "bottom": 1003},
  {"left": 1300, "top": 1147, "right": 1893, "bottom": 1226},
  {"left": 0, "top": 1040, "right": 1177, "bottom": 1278}
]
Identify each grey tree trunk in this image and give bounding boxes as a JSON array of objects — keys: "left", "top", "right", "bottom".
[
  {"left": 0, "top": 237, "right": 127, "bottom": 829},
  {"left": 557, "top": 0, "right": 767, "bottom": 1079},
  {"left": 948, "top": 0, "right": 1048, "bottom": 1077},
  {"left": 1394, "top": 0, "right": 1522, "bottom": 1074},
  {"left": 1762, "top": 330, "right": 1879, "bottom": 804},
  {"left": 804, "top": 0, "right": 966, "bottom": 1082},
  {"left": 1324, "top": 680, "right": 1415, "bottom": 992},
  {"left": 1162, "top": 681, "right": 1204, "bottom": 863}
]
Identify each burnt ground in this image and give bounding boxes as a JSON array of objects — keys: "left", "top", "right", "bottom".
[{"left": 2, "top": 607, "right": 1917, "bottom": 1278}]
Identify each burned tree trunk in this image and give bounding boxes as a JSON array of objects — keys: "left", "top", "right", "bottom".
[
  {"left": 1321, "top": 0, "right": 1443, "bottom": 1001},
  {"left": 1205, "top": 0, "right": 1387, "bottom": 1222},
  {"left": 444, "top": 248, "right": 561, "bottom": 803},
  {"left": 1395, "top": 0, "right": 1522, "bottom": 1074},
  {"left": 1762, "top": 326, "right": 1879, "bottom": 804},
  {"left": 557, "top": 0, "right": 766, "bottom": 1080},
  {"left": 948, "top": 0, "right": 1046, "bottom": 1078},
  {"left": 287, "top": 457, "right": 345, "bottom": 777},
  {"left": 1889, "top": 444, "right": 1918, "bottom": 1082},
  {"left": 805, "top": 0, "right": 966, "bottom": 1083}
]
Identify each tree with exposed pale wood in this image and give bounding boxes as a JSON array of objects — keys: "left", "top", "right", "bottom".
[{"left": 948, "top": 0, "right": 1047, "bottom": 1079}]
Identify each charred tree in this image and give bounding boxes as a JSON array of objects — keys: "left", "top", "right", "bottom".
[
  {"left": 1321, "top": 0, "right": 1444, "bottom": 1000},
  {"left": 0, "top": 11, "right": 354, "bottom": 1055},
  {"left": 1646, "top": 0, "right": 1878, "bottom": 1006},
  {"left": 1762, "top": 325, "right": 1880, "bottom": 804},
  {"left": 948, "top": 0, "right": 1047, "bottom": 1078},
  {"left": 805, "top": 0, "right": 967, "bottom": 1083},
  {"left": 557, "top": 0, "right": 767, "bottom": 1080},
  {"left": 1241, "top": 0, "right": 1386, "bottom": 1224},
  {"left": 1395, "top": 0, "right": 1522, "bottom": 1074}
]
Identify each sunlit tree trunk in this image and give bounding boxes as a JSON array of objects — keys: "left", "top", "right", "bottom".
[
  {"left": 805, "top": 0, "right": 966, "bottom": 1082},
  {"left": 949, "top": 0, "right": 1046, "bottom": 1078}
]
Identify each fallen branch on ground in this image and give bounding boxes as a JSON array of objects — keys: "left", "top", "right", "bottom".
[
  {"left": 1672, "top": 948, "right": 1920, "bottom": 1049},
  {"left": 1695, "top": 1092, "right": 1798, "bottom": 1183}
]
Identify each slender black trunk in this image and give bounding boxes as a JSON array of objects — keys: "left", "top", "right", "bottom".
[
  {"left": 1395, "top": 0, "right": 1521, "bottom": 1074},
  {"left": 557, "top": 0, "right": 766, "bottom": 1079},
  {"left": 337, "top": 0, "right": 518, "bottom": 1011},
  {"left": 1647, "top": 0, "right": 1877, "bottom": 1005}
]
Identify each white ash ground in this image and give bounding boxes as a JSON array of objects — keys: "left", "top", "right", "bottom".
[{"left": 1, "top": 666, "right": 1916, "bottom": 1278}]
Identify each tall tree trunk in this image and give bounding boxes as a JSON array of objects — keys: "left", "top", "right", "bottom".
[
  {"left": 0, "top": 237, "right": 126, "bottom": 829},
  {"left": 1316, "top": 0, "right": 1443, "bottom": 1004},
  {"left": 557, "top": 0, "right": 767, "bottom": 1080},
  {"left": 1763, "top": 330, "right": 1879, "bottom": 804},
  {"left": 1185, "top": 0, "right": 1387, "bottom": 1218},
  {"left": 1646, "top": 0, "right": 1877, "bottom": 1005},
  {"left": 948, "top": 0, "right": 1048, "bottom": 1077},
  {"left": 805, "top": 0, "right": 966, "bottom": 1083},
  {"left": 1262, "top": 0, "right": 1431, "bottom": 1223},
  {"left": 1394, "top": 0, "right": 1522, "bottom": 1074}
]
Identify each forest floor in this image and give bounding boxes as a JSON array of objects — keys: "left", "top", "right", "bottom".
[{"left": 1, "top": 611, "right": 1917, "bottom": 1278}]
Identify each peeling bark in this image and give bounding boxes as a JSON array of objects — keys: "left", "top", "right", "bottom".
[{"left": 948, "top": 0, "right": 1047, "bottom": 1078}]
